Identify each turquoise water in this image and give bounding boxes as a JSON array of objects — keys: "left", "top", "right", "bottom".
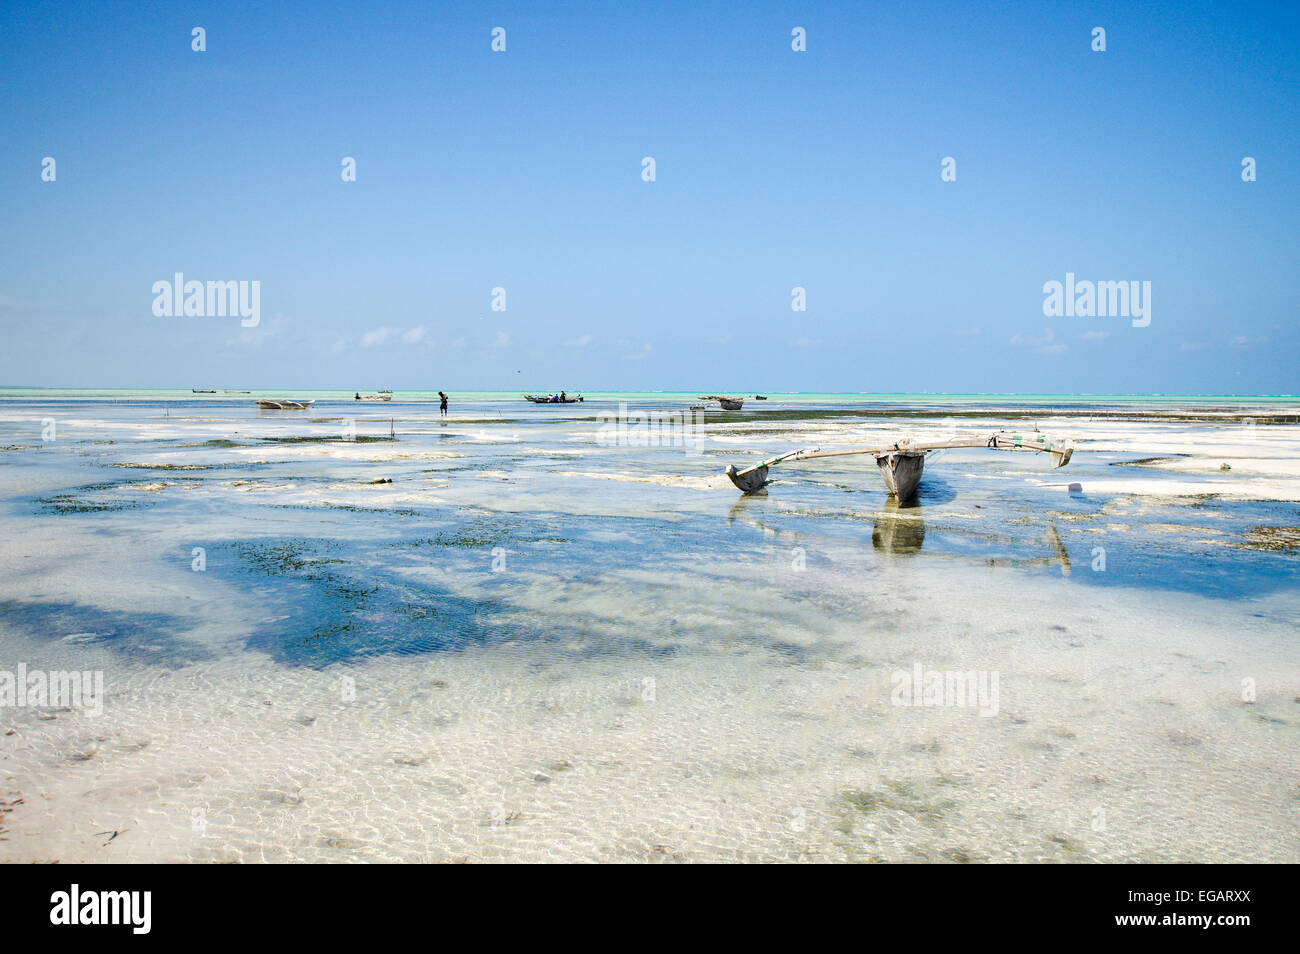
[{"left": 1, "top": 396, "right": 1297, "bottom": 862}]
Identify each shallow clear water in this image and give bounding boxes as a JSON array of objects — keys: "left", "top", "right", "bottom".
[{"left": 1, "top": 395, "right": 1297, "bottom": 862}]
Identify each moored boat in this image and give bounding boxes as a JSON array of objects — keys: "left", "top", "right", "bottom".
[
  {"left": 700, "top": 394, "right": 745, "bottom": 410},
  {"left": 256, "top": 399, "right": 314, "bottom": 410}
]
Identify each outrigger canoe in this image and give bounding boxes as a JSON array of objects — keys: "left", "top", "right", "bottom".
[{"left": 726, "top": 431, "right": 1074, "bottom": 501}]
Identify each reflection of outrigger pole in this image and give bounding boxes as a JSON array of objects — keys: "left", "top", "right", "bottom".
[{"left": 725, "top": 431, "right": 1075, "bottom": 501}]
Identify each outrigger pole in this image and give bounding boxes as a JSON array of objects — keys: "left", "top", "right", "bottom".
[{"left": 724, "top": 431, "right": 1075, "bottom": 499}]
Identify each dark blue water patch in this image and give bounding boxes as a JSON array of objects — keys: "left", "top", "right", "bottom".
[
  {"left": 1048, "top": 527, "right": 1300, "bottom": 599},
  {"left": 0, "top": 600, "right": 214, "bottom": 667},
  {"left": 212, "top": 505, "right": 867, "bottom": 667},
  {"left": 937, "top": 500, "right": 1300, "bottom": 597},
  {"left": 216, "top": 531, "right": 694, "bottom": 668},
  {"left": 718, "top": 487, "right": 1300, "bottom": 600}
]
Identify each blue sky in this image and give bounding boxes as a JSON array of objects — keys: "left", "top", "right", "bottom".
[{"left": 1, "top": 0, "right": 1296, "bottom": 392}]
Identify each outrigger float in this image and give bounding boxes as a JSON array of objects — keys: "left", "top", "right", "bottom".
[{"left": 725, "top": 431, "right": 1074, "bottom": 501}]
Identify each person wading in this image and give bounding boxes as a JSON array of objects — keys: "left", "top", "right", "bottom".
[{"left": 438, "top": 391, "right": 448, "bottom": 417}]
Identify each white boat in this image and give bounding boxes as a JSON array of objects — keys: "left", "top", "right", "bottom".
[{"left": 700, "top": 395, "right": 744, "bottom": 410}]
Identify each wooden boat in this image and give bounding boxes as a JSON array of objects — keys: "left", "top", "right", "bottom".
[
  {"left": 256, "top": 399, "right": 314, "bottom": 410},
  {"left": 726, "top": 431, "right": 1074, "bottom": 501},
  {"left": 222, "top": 389, "right": 250, "bottom": 394},
  {"left": 755, "top": 395, "right": 768, "bottom": 400},
  {"left": 699, "top": 395, "right": 744, "bottom": 410},
  {"left": 191, "top": 389, "right": 216, "bottom": 393},
  {"left": 355, "top": 393, "right": 391, "bottom": 401},
  {"left": 524, "top": 394, "right": 583, "bottom": 403}
]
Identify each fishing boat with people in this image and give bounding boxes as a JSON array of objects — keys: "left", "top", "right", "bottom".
[{"left": 524, "top": 392, "right": 583, "bottom": 403}]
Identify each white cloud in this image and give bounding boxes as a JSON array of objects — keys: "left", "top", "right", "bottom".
[
  {"left": 493, "top": 331, "right": 510, "bottom": 348},
  {"left": 402, "top": 326, "right": 428, "bottom": 344},
  {"left": 361, "top": 327, "right": 393, "bottom": 348},
  {"left": 1078, "top": 330, "right": 1110, "bottom": 341},
  {"left": 564, "top": 334, "right": 592, "bottom": 348},
  {"left": 1229, "top": 335, "right": 1266, "bottom": 349},
  {"left": 1010, "top": 329, "right": 1066, "bottom": 356}
]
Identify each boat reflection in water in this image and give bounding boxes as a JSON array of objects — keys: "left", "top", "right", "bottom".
[{"left": 872, "top": 498, "right": 926, "bottom": 554}]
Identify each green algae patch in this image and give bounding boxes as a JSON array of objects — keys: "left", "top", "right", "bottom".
[
  {"left": 1238, "top": 526, "right": 1300, "bottom": 554},
  {"left": 836, "top": 779, "right": 958, "bottom": 834}
]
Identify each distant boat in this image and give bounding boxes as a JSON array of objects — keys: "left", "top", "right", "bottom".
[
  {"left": 192, "top": 389, "right": 216, "bottom": 393},
  {"left": 755, "top": 395, "right": 768, "bottom": 400},
  {"left": 223, "top": 389, "right": 250, "bottom": 394},
  {"left": 700, "top": 395, "right": 744, "bottom": 410},
  {"left": 354, "top": 393, "right": 391, "bottom": 401},
  {"left": 257, "top": 399, "right": 314, "bottom": 410},
  {"left": 524, "top": 394, "right": 583, "bottom": 403}
]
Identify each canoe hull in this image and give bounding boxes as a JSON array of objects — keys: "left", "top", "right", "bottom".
[
  {"left": 725, "top": 464, "right": 769, "bottom": 493},
  {"left": 876, "top": 450, "right": 926, "bottom": 501}
]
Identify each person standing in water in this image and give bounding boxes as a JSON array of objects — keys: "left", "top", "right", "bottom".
[{"left": 438, "top": 391, "right": 448, "bottom": 417}]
